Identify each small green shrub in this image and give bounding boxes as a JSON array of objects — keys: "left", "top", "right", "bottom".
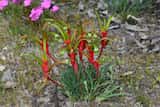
[
  {"left": 104, "top": 0, "right": 153, "bottom": 21},
  {"left": 60, "top": 63, "right": 123, "bottom": 102}
]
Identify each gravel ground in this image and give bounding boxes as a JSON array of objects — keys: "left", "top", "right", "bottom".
[{"left": 0, "top": 0, "right": 160, "bottom": 107}]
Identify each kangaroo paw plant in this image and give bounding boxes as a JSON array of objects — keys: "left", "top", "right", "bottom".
[{"left": 38, "top": 14, "right": 124, "bottom": 102}]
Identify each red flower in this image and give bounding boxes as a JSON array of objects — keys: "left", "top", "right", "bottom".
[
  {"left": 101, "top": 38, "right": 108, "bottom": 48},
  {"left": 101, "top": 31, "right": 108, "bottom": 38},
  {"left": 78, "top": 40, "right": 87, "bottom": 51},
  {"left": 78, "top": 40, "right": 87, "bottom": 61},
  {"left": 64, "top": 39, "right": 71, "bottom": 45},
  {"left": 93, "top": 60, "right": 100, "bottom": 77},
  {"left": 98, "top": 31, "right": 108, "bottom": 59},
  {"left": 78, "top": 32, "right": 87, "bottom": 62},
  {"left": 87, "top": 46, "right": 100, "bottom": 77},
  {"left": 68, "top": 50, "right": 78, "bottom": 74},
  {"left": 87, "top": 46, "right": 94, "bottom": 64},
  {"left": 39, "top": 39, "right": 56, "bottom": 62},
  {"left": 41, "top": 59, "right": 49, "bottom": 79},
  {"left": 73, "top": 62, "right": 78, "bottom": 74},
  {"left": 64, "top": 28, "right": 72, "bottom": 46},
  {"left": 67, "top": 28, "right": 71, "bottom": 36},
  {"left": 100, "top": 31, "right": 108, "bottom": 48}
]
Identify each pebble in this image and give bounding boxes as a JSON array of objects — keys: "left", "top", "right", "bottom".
[
  {"left": 139, "top": 32, "right": 148, "bottom": 39},
  {"left": 37, "top": 97, "right": 50, "bottom": 103},
  {"left": 4, "top": 81, "right": 16, "bottom": 89},
  {"left": 156, "top": 0, "right": 160, "bottom": 3},
  {"left": 97, "top": 0, "right": 106, "bottom": 11},
  {"left": 2, "top": 46, "right": 8, "bottom": 51},
  {"left": 58, "top": 92, "right": 65, "bottom": 101},
  {"left": 0, "top": 65, "right": 6, "bottom": 71},
  {"left": 1, "top": 69, "right": 15, "bottom": 82},
  {"left": 101, "top": 10, "right": 108, "bottom": 16},
  {"left": 66, "top": 102, "right": 74, "bottom": 107},
  {"left": 87, "top": 9, "right": 96, "bottom": 18},
  {"left": 1, "top": 55, "right": 6, "bottom": 60},
  {"left": 78, "top": 1, "right": 85, "bottom": 12},
  {"left": 52, "top": 67, "right": 59, "bottom": 75},
  {"left": 124, "top": 23, "right": 149, "bottom": 32}
]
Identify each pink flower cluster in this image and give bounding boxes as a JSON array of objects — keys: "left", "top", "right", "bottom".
[
  {"left": 24, "top": 0, "right": 32, "bottom": 7},
  {"left": 0, "top": 0, "right": 60, "bottom": 21},
  {"left": 0, "top": 0, "right": 32, "bottom": 10},
  {"left": 0, "top": 0, "right": 8, "bottom": 10},
  {"left": 29, "top": 0, "right": 60, "bottom": 21}
]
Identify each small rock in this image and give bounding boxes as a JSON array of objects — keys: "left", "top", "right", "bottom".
[
  {"left": 2, "top": 46, "right": 8, "bottom": 51},
  {"left": 121, "top": 71, "right": 134, "bottom": 76},
  {"left": 156, "top": 0, "right": 160, "bottom": 3},
  {"left": 58, "top": 92, "right": 65, "bottom": 101},
  {"left": 38, "top": 97, "right": 50, "bottom": 103},
  {"left": 4, "top": 81, "right": 16, "bottom": 89},
  {"left": 97, "top": 0, "right": 106, "bottom": 11},
  {"left": 52, "top": 67, "right": 59, "bottom": 75},
  {"left": 66, "top": 102, "right": 74, "bottom": 107},
  {"left": 124, "top": 23, "right": 149, "bottom": 32},
  {"left": 139, "top": 32, "right": 148, "bottom": 39},
  {"left": 1, "top": 69, "right": 15, "bottom": 82},
  {"left": 31, "top": 96, "right": 39, "bottom": 107},
  {"left": 0, "top": 65, "right": 6, "bottom": 71},
  {"left": 0, "top": 55, "right": 6, "bottom": 61},
  {"left": 43, "top": 103, "right": 55, "bottom": 107},
  {"left": 150, "top": 45, "right": 160, "bottom": 52},
  {"left": 59, "top": 101, "right": 67, "bottom": 107},
  {"left": 108, "top": 24, "right": 120, "bottom": 30},
  {"left": 87, "top": 9, "right": 96, "bottom": 18},
  {"left": 78, "top": 1, "right": 85, "bottom": 12},
  {"left": 150, "top": 36, "right": 160, "bottom": 45},
  {"left": 101, "top": 10, "right": 108, "bottom": 16},
  {"left": 44, "top": 85, "right": 56, "bottom": 96}
]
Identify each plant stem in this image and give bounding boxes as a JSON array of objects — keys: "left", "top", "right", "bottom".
[
  {"left": 47, "top": 77, "right": 63, "bottom": 87},
  {"left": 97, "top": 46, "right": 103, "bottom": 60}
]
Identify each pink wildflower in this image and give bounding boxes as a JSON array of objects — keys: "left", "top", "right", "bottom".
[
  {"left": 50, "top": 5, "right": 60, "bottom": 13},
  {"left": 12, "top": 0, "right": 21, "bottom": 4},
  {"left": 41, "top": 0, "right": 51, "bottom": 9},
  {"left": 24, "top": 0, "right": 32, "bottom": 7},
  {"left": 29, "top": 6, "right": 43, "bottom": 21},
  {"left": 0, "top": 0, "right": 8, "bottom": 10}
]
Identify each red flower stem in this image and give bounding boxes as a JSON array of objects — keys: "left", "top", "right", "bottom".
[
  {"left": 39, "top": 39, "right": 58, "bottom": 62},
  {"left": 47, "top": 76, "right": 63, "bottom": 87},
  {"left": 68, "top": 50, "right": 78, "bottom": 75},
  {"left": 97, "top": 46, "right": 104, "bottom": 60},
  {"left": 48, "top": 54, "right": 58, "bottom": 62},
  {"left": 93, "top": 60, "right": 100, "bottom": 78}
]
